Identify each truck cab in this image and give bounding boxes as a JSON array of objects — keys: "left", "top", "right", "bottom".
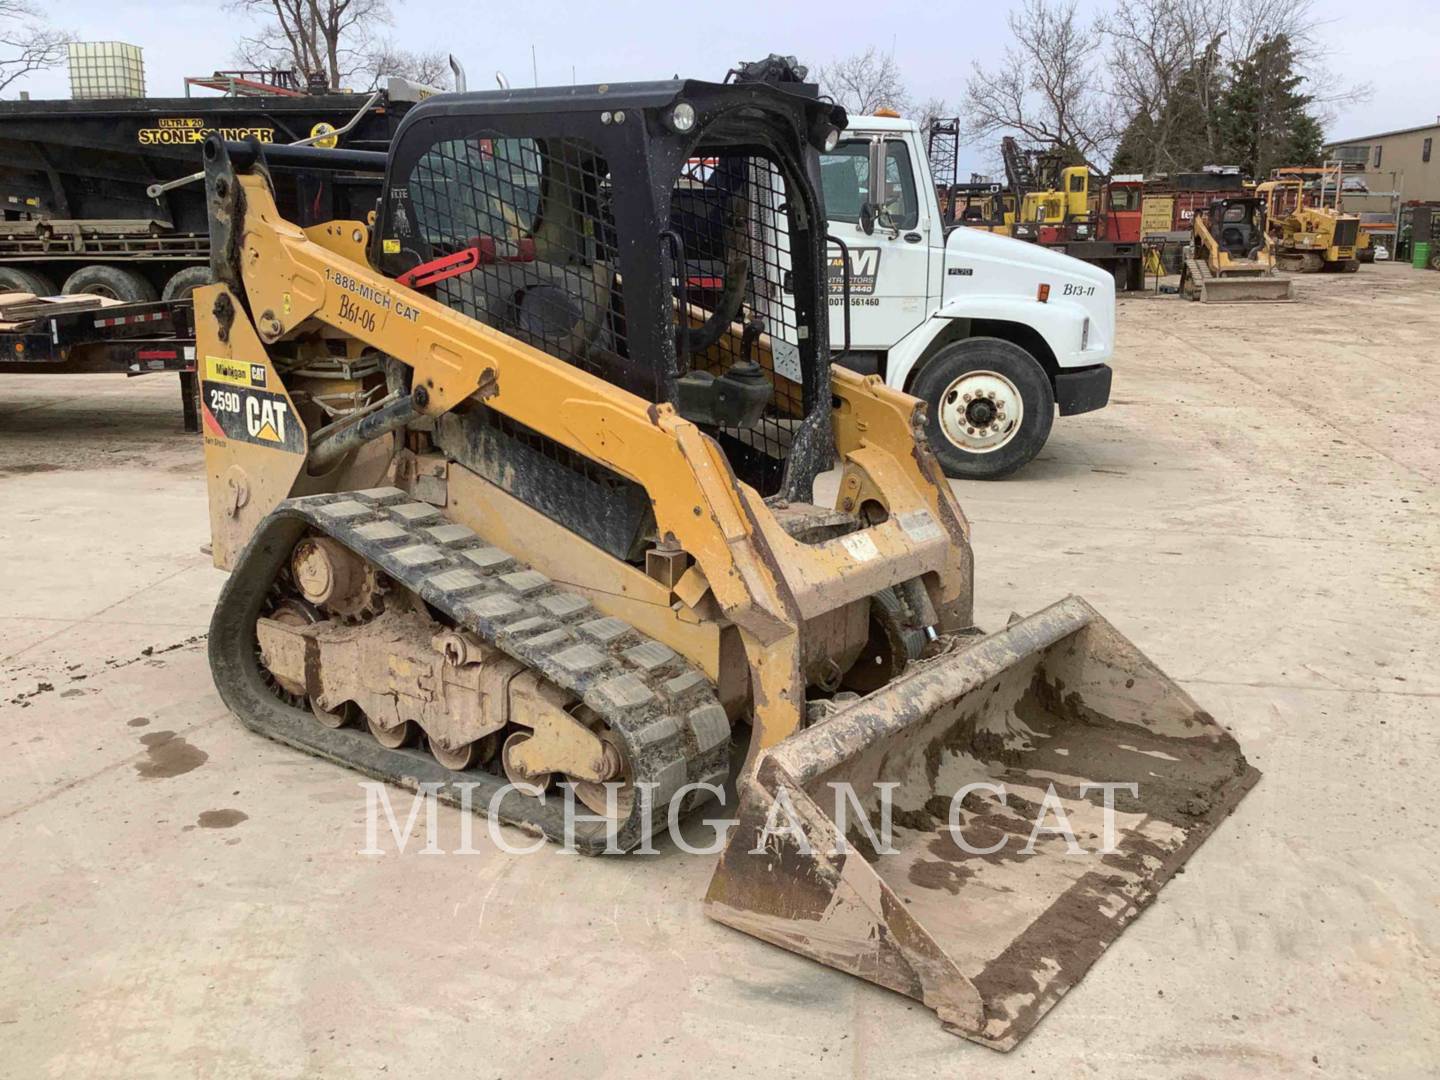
[{"left": 821, "top": 116, "right": 1115, "bottom": 479}]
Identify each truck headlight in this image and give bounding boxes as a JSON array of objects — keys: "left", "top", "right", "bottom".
[{"left": 1075, "top": 224, "right": 1090, "bottom": 237}]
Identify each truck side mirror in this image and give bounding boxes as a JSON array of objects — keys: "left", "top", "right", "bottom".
[{"left": 857, "top": 136, "right": 885, "bottom": 236}]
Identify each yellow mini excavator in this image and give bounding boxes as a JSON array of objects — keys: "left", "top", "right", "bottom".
[{"left": 196, "top": 57, "right": 1257, "bottom": 1050}]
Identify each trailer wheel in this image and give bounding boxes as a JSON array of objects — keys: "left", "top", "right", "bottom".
[
  {"left": 912, "top": 338, "right": 1054, "bottom": 481},
  {"left": 162, "top": 266, "right": 213, "bottom": 302},
  {"left": 62, "top": 265, "right": 158, "bottom": 303},
  {"left": 0, "top": 266, "right": 59, "bottom": 296}
]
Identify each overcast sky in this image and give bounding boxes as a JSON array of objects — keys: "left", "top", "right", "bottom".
[{"left": 11, "top": 0, "right": 1437, "bottom": 173}]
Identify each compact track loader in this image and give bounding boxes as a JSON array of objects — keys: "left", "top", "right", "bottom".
[
  {"left": 196, "top": 60, "right": 1257, "bottom": 1050},
  {"left": 1181, "top": 196, "right": 1295, "bottom": 302}
]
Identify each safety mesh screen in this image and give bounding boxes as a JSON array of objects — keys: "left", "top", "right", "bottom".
[
  {"left": 669, "top": 153, "right": 804, "bottom": 494},
  {"left": 407, "top": 134, "right": 622, "bottom": 382}
]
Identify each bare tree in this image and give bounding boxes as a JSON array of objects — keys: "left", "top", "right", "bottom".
[
  {"left": 1225, "top": 0, "right": 1369, "bottom": 121},
  {"left": 231, "top": 0, "right": 393, "bottom": 90},
  {"left": 913, "top": 95, "right": 949, "bottom": 138},
  {"left": 360, "top": 44, "right": 450, "bottom": 90},
  {"left": 0, "top": 0, "right": 70, "bottom": 95},
  {"left": 818, "top": 47, "right": 910, "bottom": 116},
  {"left": 1105, "top": 0, "right": 1368, "bottom": 171},
  {"left": 1104, "top": 0, "right": 1230, "bottom": 170},
  {"left": 963, "top": 0, "right": 1112, "bottom": 165}
]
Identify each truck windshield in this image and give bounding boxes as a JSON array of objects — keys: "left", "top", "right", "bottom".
[{"left": 820, "top": 139, "right": 919, "bottom": 229}]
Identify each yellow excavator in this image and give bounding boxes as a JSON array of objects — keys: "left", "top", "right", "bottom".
[
  {"left": 1258, "top": 177, "right": 1363, "bottom": 273},
  {"left": 195, "top": 58, "right": 1257, "bottom": 1050}
]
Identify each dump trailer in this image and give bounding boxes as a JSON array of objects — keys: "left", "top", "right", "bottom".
[
  {"left": 1180, "top": 197, "right": 1294, "bottom": 302},
  {"left": 196, "top": 60, "right": 1257, "bottom": 1050},
  {"left": 0, "top": 75, "right": 418, "bottom": 302}
]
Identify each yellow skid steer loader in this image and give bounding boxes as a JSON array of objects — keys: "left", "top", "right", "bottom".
[{"left": 195, "top": 57, "right": 1257, "bottom": 1050}]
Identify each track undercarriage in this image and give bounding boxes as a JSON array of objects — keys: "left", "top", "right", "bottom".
[{"left": 211, "top": 486, "right": 731, "bottom": 852}]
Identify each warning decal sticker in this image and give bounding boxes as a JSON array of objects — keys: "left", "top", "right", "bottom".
[{"left": 201, "top": 382, "right": 304, "bottom": 453}]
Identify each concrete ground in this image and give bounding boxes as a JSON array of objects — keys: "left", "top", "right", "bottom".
[{"left": 1, "top": 263, "right": 1436, "bottom": 1078}]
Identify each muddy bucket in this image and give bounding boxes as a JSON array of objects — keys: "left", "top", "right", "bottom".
[{"left": 705, "top": 596, "right": 1259, "bottom": 1050}]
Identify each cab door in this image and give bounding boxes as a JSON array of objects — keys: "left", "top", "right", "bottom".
[{"left": 821, "top": 135, "right": 931, "bottom": 350}]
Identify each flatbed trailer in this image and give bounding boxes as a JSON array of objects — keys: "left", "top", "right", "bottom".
[{"left": 0, "top": 296, "right": 199, "bottom": 429}]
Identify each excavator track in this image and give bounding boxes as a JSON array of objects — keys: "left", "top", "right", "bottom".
[{"left": 209, "top": 486, "right": 732, "bottom": 854}]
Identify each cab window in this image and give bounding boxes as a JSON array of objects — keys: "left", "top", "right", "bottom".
[
  {"left": 410, "top": 136, "right": 543, "bottom": 249},
  {"left": 1110, "top": 187, "right": 1140, "bottom": 211},
  {"left": 820, "top": 139, "right": 919, "bottom": 229}
]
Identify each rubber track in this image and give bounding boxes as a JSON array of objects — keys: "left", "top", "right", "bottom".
[{"left": 210, "top": 486, "right": 731, "bottom": 854}]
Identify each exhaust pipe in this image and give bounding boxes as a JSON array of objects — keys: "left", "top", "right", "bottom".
[{"left": 448, "top": 54, "right": 467, "bottom": 93}]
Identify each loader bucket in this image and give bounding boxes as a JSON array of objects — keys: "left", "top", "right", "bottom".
[
  {"left": 1197, "top": 274, "right": 1295, "bottom": 302},
  {"left": 705, "top": 596, "right": 1258, "bottom": 1051}
]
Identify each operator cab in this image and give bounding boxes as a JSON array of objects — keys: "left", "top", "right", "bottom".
[
  {"left": 1205, "top": 198, "right": 1267, "bottom": 260},
  {"left": 372, "top": 56, "right": 845, "bottom": 557}
]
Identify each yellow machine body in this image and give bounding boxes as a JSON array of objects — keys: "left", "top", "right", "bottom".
[{"left": 196, "top": 79, "right": 1256, "bottom": 1052}]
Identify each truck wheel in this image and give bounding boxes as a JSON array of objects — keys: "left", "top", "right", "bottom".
[
  {"left": 62, "top": 265, "right": 158, "bottom": 303},
  {"left": 0, "top": 266, "right": 58, "bottom": 296},
  {"left": 911, "top": 338, "right": 1054, "bottom": 481},
  {"left": 162, "top": 266, "right": 213, "bottom": 302}
]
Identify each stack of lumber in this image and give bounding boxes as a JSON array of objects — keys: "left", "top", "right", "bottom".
[{"left": 0, "top": 291, "right": 121, "bottom": 330}]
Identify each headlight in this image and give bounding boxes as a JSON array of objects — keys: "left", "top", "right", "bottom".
[
  {"left": 1075, "top": 224, "right": 1090, "bottom": 237},
  {"left": 822, "top": 126, "right": 840, "bottom": 152},
  {"left": 668, "top": 102, "right": 696, "bottom": 133}
]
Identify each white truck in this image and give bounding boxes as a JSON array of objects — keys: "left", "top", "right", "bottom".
[{"left": 821, "top": 116, "right": 1116, "bottom": 479}]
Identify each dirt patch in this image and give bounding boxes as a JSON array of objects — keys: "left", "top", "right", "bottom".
[
  {"left": 0, "top": 463, "right": 63, "bottom": 477},
  {"left": 8, "top": 681, "right": 54, "bottom": 707},
  {"left": 127, "top": 717, "right": 150, "bottom": 727},
  {"left": 197, "top": 809, "right": 248, "bottom": 829},
  {"left": 134, "top": 730, "right": 208, "bottom": 779}
]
